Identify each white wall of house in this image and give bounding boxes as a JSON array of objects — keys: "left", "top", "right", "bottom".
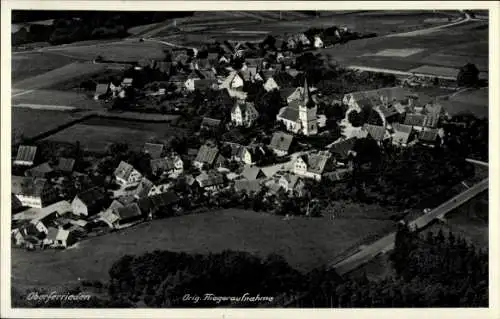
[
  {"left": 15, "top": 194, "right": 43, "bottom": 208},
  {"left": 71, "top": 196, "right": 88, "bottom": 216},
  {"left": 231, "top": 75, "right": 244, "bottom": 89},
  {"left": 185, "top": 78, "right": 196, "bottom": 92},
  {"left": 264, "top": 78, "right": 279, "bottom": 92}
]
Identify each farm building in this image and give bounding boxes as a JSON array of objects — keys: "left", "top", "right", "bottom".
[
  {"left": 391, "top": 123, "right": 415, "bottom": 147},
  {"left": 195, "top": 171, "right": 225, "bottom": 192},
  {"left": 133, "top": 178, "right": 154, "bottom": 199},
  {"left": 194, "top": 144, "right": 220, "bottom": 169},
  {"left": 329, "top": 138, "right": 357, "bottom": 166},
  {"left": 113, "top": 203, "right": 144, "bottom": 229},
  {"left": 114, "top": 161, "right": 143, "bottom": 186},
  {"left": 138, "top": 191, "right": 180, "bottom": 218},
  {"left": 363, "top": 124, "right": 389, "bottom": 144},
  {"left": 230, "top": 101, "right": 259, "bottom": 127},
  {"left": 278, "top": 173, "right": 306, "bottom": 197},
  {"left": 269, "top": 131, "right": 294, "bottom": 157},
  {"left": 12, "top": 176, "right": 57, "bottom": 208},
  {"left": 14, "top": 145, "right": 37, "bottom": 166},
  {"left": 293, "top": 151, "right": 336, "bottom": 181},
  {"left": 142, "top": 143, "right": 164, "bottom": 159},
  {"left": 200, "top": 117, "right": 222, "bottom": 131},
  {"left": 241, "top": 166, "right": 266, "bottom": 181},
  {"left": 72, "top": 187, "right": 107, "bottom": 217},
  {"left": 150, "top": 154, "right": 183, "bottom": 176},
  {"left": 94, "top": 83, "right": 110, "bottom": 100},
  {"left": 234, "top": 179, "right": 263, "bottom": 194},
  {"left": 55, "top": 157, "right": 75, "bottom": 173},
  {"left": 417, "top": 128, "right": 442, "bottom": 148},
  {"left": 24, "top": 162, "right": 53, "bottom": 178}
]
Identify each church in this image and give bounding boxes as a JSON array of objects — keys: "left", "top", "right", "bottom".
[{"left": 276, "top": 79, "right": 318, "bottom": 136}]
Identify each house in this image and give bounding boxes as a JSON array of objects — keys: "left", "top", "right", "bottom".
[
  {"left": 134, "top": 178, "right": 154, "bottom": 199},
  {"left": 113, "top": 203, "right": 144, "bottom": 229},
  {"left": 24, "top": 162, "right": 53, "bottom": 178},
  {"left": 12, "top": 176, "right": 57, "bottom": 208},
  {"left": 329, "top": 138, "right": 357, "bottom": 166},
  {"left": 114, "top": 161, "right": 143, "bottom": 186},
  {"left": 391, "top": 123, "right": 414, "bottom": 147},
  {"left": 14, "top": 145, "right": 37, "bottom": 166},
  {"left": 122, "top": 78, "right": 133, "bottom": 87},
  {"left": 276, "top": 79, "right": 318, "bottom": 136},
  {"left": 363, "top": 124, "right": 388, "bottom": 144},
  {"left": 403, "top": 113, "right": 438, "bottom": 131},
  {"left": 55, "top": 157, "right": 75, "bottom": 173},
  {"left": 278, "top": 173, "right": 306, "bottom": 197},
  {"left": 239, "top": 67, "right": 259, "bottom": 83},
  {"left": 169, "top": 74, "right": 189, "bottom": 90},
  {"left": 418, "top": 129, "right": 441, "bottom": 148},
  {"left": 94, "top": 83, "right": 109, "bottom": 100},
  {"left": 230, "top": 101, "right": 259, "bottom": 127},
  {"left": 53, "top": 228, "right": 79, "bottom": 248},
  {"left": 269, "top": 131, "right": 294, "bottom": 157},
  {"left": 72, "top": 187, "right": 107, "bottom": 217},
  {"left": 109, "top": 80, "right": 122, "bottom": 97},
  {"left": 219, "top": 71, "right": 244, "bottom": 90},
  {"left": 193, "top": 79, "right": 218, "bottom": 91},
  {"left": 12, "top": 200, "right": 72, "bottom": 224},
  {"left": 150, "top": 155, "right": 183, "bottom": 176},
  {"left": 244, "top": 58, "right": 264, "bottom": 69},
  {"left": 241, "top": 165, "right": 266, "bottom": 181},
  {"left": 143, "top": 143, "right": 164, "bottom": 159},
  {"left": 286, "top": 86, "right": 318, "bottom": 104},
  {"left": 200, "top": 117, "right": 222, "bottom": 131},
  {"left": 313, "top": 35, "right": 324, "bottom": 48},
  {"left": 138, "top": 191, "right": 179, "bottom": 218},
  {"left": 155, "top": 61, "right": 173, "bottom": 75},
  {"left": 293, "top": 151, "right": 335, "bottom": 181},
  {"left": 195, "top": 171, "right": 225, "bottom": 192},
  {"left": 148, "top": 182, "right": 173, "bottom": 197},
  {"left": 193, "top": 144, "right": 220, "bottom": 169},
  {"left": 234, "top": 179, "right": 263, "bottom": 194},
  {"left": 343, "top": 87, "right": 416, "bottom": 127},
  {"left": 263, "top": 73, "right": 293, "bottom": 92}
]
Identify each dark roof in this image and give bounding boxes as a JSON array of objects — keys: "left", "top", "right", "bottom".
[
  {"left": 196, "top": 58, "right": 212, "bottom": 70},
  {"left": 278, "top": 106, "right": 299, "bottom": 122},
  {"left": 241, "top": 166, "right": 265, "bottom": 181},
  {"left": 234, "top": 180, "right": 262, "bottom": 193},
  {"left": 12, "top": 176, "right": 47, "bottom": 197},
  {"left": 56, "top": 157, "right": 75, "bottom": 172},
  {"left": 195, "top": 145, "right": 219, "bottom": 165},
  {"left": 404, "top": 114, "right": 426, "bottom": 127},
  {"left": 151, "top": 158, "right": 175, "bottom": 173},
  {"left": 156, "top": 61, "right": 172, "bottom": 74},
  {"left": 114, "top": 161, "right": 135, "bottom": 180},
  {"left": 207, "top": 53, "right": 219, "bottom": 62},
  {"left": 75, "top": 187, "right": 106, "bottom": 208},
  {"left": 95, "top": 83, "right": 109, "bottom": 96},
  {"left": 245, "top": 58, "right": 263, "bottom": 67},
  {"left": 392, "top": 123, "right": 413, "bottom": 134},
  {"left": 143, "top": 143, "right": 164, "bottom": 159},
  {"left": 330, "top": 138, "right": 357, "bottom": 159},
  {"left": 47, "top": 227, "right": 59, "bottom": 241},
  {"left": 201, "top": 117, "right": 222, "bottom": 128},
  {"left": 231, "top": 101, "right": 257, "bottom": 116},
  {"left": 392, "top": 123, "right": 413, "bottom": 145},
  {"left": 196, "top": 171, "right": 225, "bottom": 187},
  {"left": 25, "top": 162, "right": 53, "bottom": 178},
  {"left": 419, "top": 129, "right": 439, "bottom": 142},
  {"left": 363, "top": 124, "right": 386, "bottom": 141},
  {"left": 115, "top": 203, "right": 142, "bottom": 220},
  {"left": 347, "top": 87, "right": 412, "bottom": 104},
  {"left": 301, "top": 153, "right": 332, "bottom": 174},
  {"left": 138, "top": 191, "right": 179, "bottom": 212},
  {"left": 15, "top": 145, "right": 37, "bottom": 164},
  {"left": 169, "top": 74, "right": 188, "bottom": 83},
  {"left": 269, "top": 131, "right": 293, "bottom": 152},
  {"left": 194, "top": 79, "right": 217, "bottom": 90}
]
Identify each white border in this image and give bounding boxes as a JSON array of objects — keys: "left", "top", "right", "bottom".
[{"left": 1, "top": 1, "right": 499, "bottom": 318}]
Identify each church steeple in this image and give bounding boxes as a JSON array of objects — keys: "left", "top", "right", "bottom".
[{"left": 302, "top": 78, "right": 314, "bottom": 108}]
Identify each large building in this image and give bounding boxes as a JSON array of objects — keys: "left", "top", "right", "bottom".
[{"left": 276, "top": 79, "right": 318, "bottom": 136}]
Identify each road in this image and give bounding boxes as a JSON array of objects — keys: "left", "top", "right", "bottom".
[{"left": 330, "top": 177, "right": 489, "bottom": 275}]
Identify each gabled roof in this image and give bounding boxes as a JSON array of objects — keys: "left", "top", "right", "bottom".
[
  {"left": 56, "top": 157, "right": 75, "bottom": 172},
  {"left": 143, "top": 143, "right": 164, "bottom": 159},
  {"left": 56, "top": 228, "right": 71, "bottom": 242},
  {"left": 269, "top": 131, "right": 293, "bottom": 152},
  {"left": 392, "top": 123, "right": 413, "bottom": 145},
  {"left": 25, "top": 162, "right": 53, "bottom": 178},
  {"left": 148, "top": 191, "right": 179, "bottom": 207},
  {"left": 300, "top": 153, "right": 332, "bottom": 175},
  {"left": 330, "top": 138, "right": 357, "bottom": 159},
  {"left": 286, "top": 85, "right": 318, "bottom": 103},
  {"left": 156, "top": 61, "right": 172, "bottom": 73},
  {"left": 280, "top": 173, "right": 302, "bottom": 189},
  {"left": 194, "top": 79, "right": 217, "bottom": 90},
  {"left": 234, "top": 179, "right": 262, "bottom": 193},
  {"left": 201, "top": 117, "right": 222, "bottom": 128},
  {"left": 220, "top": 71, "right": 243, "bottom": 89},
  {"left": 107, "top": 199, "right": 125, "bottom": 212},
  {"left": 404, "top": 114, "right": 426, "bottom": 127},
  {"left": 239, "top": 67, "right": 257, "bottom": 82},
  {"left": 346, "top": 87, "right": 412, "bottom": 104},
  {"left": 196, "top": 58, "right": 212, "bottom": 70},
  {"left": 114, "top": 161, "right": 135, "bottom": 180},
  {"left": 150, "top": 157, "right": 175, "bottom": 173},
  {"left": 245, "top": 58, "right": 264, "bottom": 67},
  {"left": 135, "top": 178, "right": 154, "bottom": 199},
  {"left": 75, "top": 187, "right": 106, "bottom": 208},
  {"left": 363, "top": 124, "right": 387, "bottom": 142},
  {"left": 419, "top": 129, "right": 440, "bottom": 142},
  {"left": 194, "top": 145, "right": 219, "bottom": 165},
  {"left": 142, "top": 143, "right": 163, "bottom": 159},
  {"left": 12, "top": 176, "right": 47, "bottom": 197},
  {"left": 95, "top": 83, "right": 109, "bottom": 96},
  {"left": 231, "top": 101, "right": 258, "bottom": 116},
  {"left": 277, "top": 106, "right": 299, "bottom": 122},
  {"left": 241, "top": 165, "right": 265, "bottom": 181},
  {"left": 46, "top": 227, "right": 59, "bottom": 241},
  {"left": 196, "top": 171, "right": 225, "bottom": 188},
  {"left": 115, "top": 203, "right": 142, "bottom": 220},
  {"left": 392, "top": 123, "right": 413, "bottom": 134},
  {"left": 15, "top": 145, "right": 37, "bottom": 164}
]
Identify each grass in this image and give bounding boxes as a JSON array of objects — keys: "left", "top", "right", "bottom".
[
  {"left": 12, "top": 109, "right": 92, "bottom": 143},
  {"left": 12, "top": 208, "right": 394, "bottom": 290},
  {"left": 12, "top": 89, "right": 101, "bottom": 110},
  {"left": 12, "top": 52, "right": 82, "bottom": 84},
  {"left": 43, "top": 117, "right": 187, "bottom": 152},
  {"left": 12, "top": 62, "right": 107, "bottom": 91}
]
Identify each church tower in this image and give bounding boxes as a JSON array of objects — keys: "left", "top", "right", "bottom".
[{"left": 298, "top": 78, "right": 318, "bottom": 136}]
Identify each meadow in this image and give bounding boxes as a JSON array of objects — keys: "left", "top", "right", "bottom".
[
  {"left": 12, "top": 52, "right": 82, "bottom": 83},
  {"left": 12, "top": 208, "right": 394, "bottom": 290},
  {"left": 43, "top": 117, "right": 187, "bottom": 152}
]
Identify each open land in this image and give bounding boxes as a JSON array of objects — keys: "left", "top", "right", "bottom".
[
  {"left": 12, "top": 52, "right": 83, "bottom": 83},
  {"left": 12, "top": 208, "right": 394, "bottom": 290},
  {"left": 42, "top": 117, "right": 187, "bottom": 152}
]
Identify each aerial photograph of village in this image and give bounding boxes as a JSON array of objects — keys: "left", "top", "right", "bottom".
[{"left": 9, "top": 8, "right": 489, "bottom": 309}]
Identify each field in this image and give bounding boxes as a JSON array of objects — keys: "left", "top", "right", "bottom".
[
  {"left": 12, "top": 89, "right": 101, "bottom": 110},
  {"left": 12, "top": 52, "right": 82, "bottom": 83},
  {"left": 11, "top": 109, "right": 92, "bottom": 143},
  {"left": 12, "top": 208, "right": 394, "bottom": 290},
  {"left": 13, "top": 62, "right": 107, "bottom": 91},
  {"left": 43, "top": 117, "right": 187, "bottom": 152},
  {"left": 438, "top": 88, "right": 489, "bottom": 119}
]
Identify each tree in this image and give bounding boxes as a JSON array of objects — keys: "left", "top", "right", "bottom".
[{"left": 457, "top": 63, "right": 479, "bottom": 87}]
